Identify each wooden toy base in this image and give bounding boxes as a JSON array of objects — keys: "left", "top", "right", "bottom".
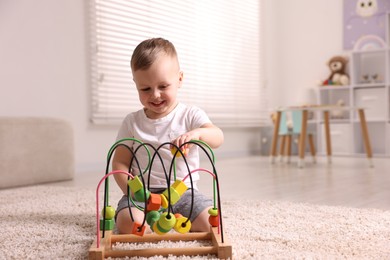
[{"left": 89, "top": 227, "right": 232, "bottom": 259}]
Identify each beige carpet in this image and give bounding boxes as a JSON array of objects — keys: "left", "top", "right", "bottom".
[{"left": 0, "top": 185, "right": 389, "bottom": 259}]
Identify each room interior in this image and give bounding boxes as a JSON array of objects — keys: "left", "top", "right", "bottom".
[{"left": 1, "top": 0, "right": 389, "bottom": 259}]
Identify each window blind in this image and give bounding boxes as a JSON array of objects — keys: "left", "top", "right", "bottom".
[{"left": 90, "top": 0, "right": 266, "bottom": 127}]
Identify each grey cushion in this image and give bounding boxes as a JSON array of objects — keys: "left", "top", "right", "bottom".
[{"left": 0, "top": 117, "right": 74, "bottom": 189}]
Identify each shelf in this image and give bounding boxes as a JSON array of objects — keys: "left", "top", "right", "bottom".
[
  {"left": 353, "top": 83, "right": 387, "bottom": 89},
  {"left": 318, "top": 85, "right": 351, "bottom": 90}
]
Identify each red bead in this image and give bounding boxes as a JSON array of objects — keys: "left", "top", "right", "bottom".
[
  {"left": 208, "top": 215, "right": 219, "bottom": 227},
  {"left": 132, "top": 222, "right": 146, "bottom": 236}
]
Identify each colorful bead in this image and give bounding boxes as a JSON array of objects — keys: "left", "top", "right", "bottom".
[
  {"left": 174, "top": 213, "right": 183, "bottom": 219},
  {"left": 208, "top": 215, "right": 219, "bottom": 227},
  {"left": 172, "top": 180, "right": 188, "bottom": 196},
  {"left": 160, "top": 194, "right": 169, "bottom": 209},
  {"left": 170, "top": 147, "right": 187, "bottom": 157},
  {"left": 131, "top": 222, "right": 146, "bottom": 236},
  {"left": 153, "top": 221, "right": 168, "bottom": 235},
  {"left": 208, "top": 208, "right": 218, "bottom": 217},
  {"left": 147, "top": 193, "right": 161, "bottom": 211},
  {"left": 146, "top": 210, "right": 160, "bottom": 226},
  {"left": 127, "top": 175, "right": 143, "bottom": 193},
  {"left": 158, "top": 212, "right": 176, "bottom": 231},
  {"left": 101, "top": 205, "right": 116, "bottom": 219},
  {"left": 99, "top": 218, "right": 115, "bottom": 230},
  {"left": 174, "top": 217, "right": 191, "bottom": 234},
  {"left": 134, "top": 188, "right": 150, "bottom": 202},
  {"left": 162, "top": 187, "right": 180, "bottom": 205}
]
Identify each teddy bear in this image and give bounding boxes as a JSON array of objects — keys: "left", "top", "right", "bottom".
[{"left": 322, "top": 56, "right": 350, "bottom": 86}]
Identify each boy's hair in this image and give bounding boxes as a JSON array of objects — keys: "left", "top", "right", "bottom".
[{"left": 131, "top": 38, "right": 178, "bottom": 71}]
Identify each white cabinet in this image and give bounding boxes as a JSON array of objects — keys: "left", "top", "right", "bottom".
[
  {"left": 354, "top": 87, "right": 387, "bottom": 120},
  {"left": 316, "top": 16, "right": 390, "bottom": 157}
]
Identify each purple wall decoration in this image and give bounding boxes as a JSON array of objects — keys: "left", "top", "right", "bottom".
[{"left": 343, "top": 0, "right": 390, "bottom": 50}]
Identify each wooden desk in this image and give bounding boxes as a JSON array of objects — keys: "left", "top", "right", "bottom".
[{"left": 270, "top": 106, "right": 373, "bottom": 168}]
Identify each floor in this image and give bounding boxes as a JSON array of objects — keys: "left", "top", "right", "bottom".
[{"left": 61, "top": 155, "right": 390, "bottom": 211}]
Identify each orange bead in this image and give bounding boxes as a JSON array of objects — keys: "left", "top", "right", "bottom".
[
  {"left": 208, "top": 215, "right": 219, "bottom": 227},
  {"left": 132, "top": 222, "right": 146, "bottom": 236},
  {"left": 147, "top": 193, "right": 161, "bottom": 211}
]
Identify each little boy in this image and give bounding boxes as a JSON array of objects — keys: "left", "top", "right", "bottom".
[{"left": 113, "top": 38, "right": 224, "bottom": 234}]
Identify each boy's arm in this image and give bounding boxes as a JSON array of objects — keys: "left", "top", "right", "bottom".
[
  {"left": 112, "top": 145, "right": 132, "bottom": 195},
  {"left": 172, "top": 123, "right": 224, "bottom": 150}
]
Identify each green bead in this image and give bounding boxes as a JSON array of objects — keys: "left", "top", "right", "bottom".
[
  {"left": 158, "top": 212, "right": 176, "bottom": 231},
  {"left": 146, "top": 210, "right": 160, "bottom": 226},
  {"left": 134, "top": 188, "right": 150, "bottom": 202},
  {"left": 100, "top": 218, "right": 115, "bottom": 230}
]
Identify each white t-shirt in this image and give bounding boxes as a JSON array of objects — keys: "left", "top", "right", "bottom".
[{"left": 116, "top": 103, "right": 211, "bottom": 189}]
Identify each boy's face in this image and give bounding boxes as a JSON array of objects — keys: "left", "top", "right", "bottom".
[{"left": 133, "top": 54, "right": 183, "bottom": 119}]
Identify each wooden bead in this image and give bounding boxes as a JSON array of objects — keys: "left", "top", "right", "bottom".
[
  {"left": 208, "top": 215, "right": 219, "bottom": 227},
  {"left": 162, "top": 187, "right": 180, "bottom": 205},
  {"left": 101, "top": 205, "right": 116, "bottom": 219},
  {"left": 158, "top": 212, "right": 176, "bottom": 231},
  {"left": 146, "top": 210, "right": 160, "bottom": 226},
  {"left": 174, "top": 213, "right": 183, "bottom": 219},
  {"left": 132, "top": 222, "right": 146, "bottom": 236},
  {"left": 147, "top": 193, "right": 161, "bottom": 211},
  {"left": 127, "top": 175, "right": 143, "bottom": 193},
  {"left": 160, "top": 194, "right": 169, "bottom": 209},
  {"left": 172, "top": 180, "right": 188, "bottom": 196},
  {"left": 170, "top": 147, "right": 187, "bottom": 157},
  {"left": 208, "top": 208, "right": 218, "bottom": 217},
  {"left": 174, "top": 217, "right": 191, "bottom": 234},
  {"left": 153, "top": 222, "right": 168, "bottom": 235},
  {"left": 134, "top": 188, "right": 150, "bottom": 202}
]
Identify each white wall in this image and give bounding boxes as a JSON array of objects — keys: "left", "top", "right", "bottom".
[
  {"left": 265, "top": 0, "right": 347, "bottom": 108},
  {"left": 0, "top": 0, "right": 345, "bottom": 173}
]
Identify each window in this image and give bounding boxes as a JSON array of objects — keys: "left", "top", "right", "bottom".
[{"left": 90, "top": 0, "right": 266, "bottom": 127}]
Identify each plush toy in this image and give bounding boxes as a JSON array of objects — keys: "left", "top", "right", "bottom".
[{"left": 322, "top": 56, "right": 350, "bottom": 86}]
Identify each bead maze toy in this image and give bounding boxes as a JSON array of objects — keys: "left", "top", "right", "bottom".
[{"left": 88, "top": 139, "right": 232, "bottom": 259}]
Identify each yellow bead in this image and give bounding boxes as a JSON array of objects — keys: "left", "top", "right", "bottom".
[
  {"left": 160, "top": 194, "right": 169, "bottom": 209},
  {"left": 127, "top": 176, "right": 143, "bottom": 193},
  {"left": 162, "top": 187, "right": 180, "bottom": 205},
  {"left": 171, "top": 147, "right": 185, "bottom": 157},
  {"left": 174, "top": 217, "right": 191, "bottom": 234},
  {"left": 172, "top": 180, "right": 188, "bottom": 196},
  {"left": 208, "top": 208, "right": 218, "bottom": 217},
  {"left": 158, "top": 212, "right": 176, "bottom": 231},
  {"left": 152, "top": 222, "right": 166, "bottom": 235},
  {"left": 101, "top": 205, "right": 116, "bottom": 219}
]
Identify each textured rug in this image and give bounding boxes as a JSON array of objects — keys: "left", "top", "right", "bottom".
[{"left": 0, "top": 185, "right": 389, "bottom": 259}]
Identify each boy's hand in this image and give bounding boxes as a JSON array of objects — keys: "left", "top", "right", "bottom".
[{"left": 171, "top": 129, "right": 200, "bottom": 156}]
